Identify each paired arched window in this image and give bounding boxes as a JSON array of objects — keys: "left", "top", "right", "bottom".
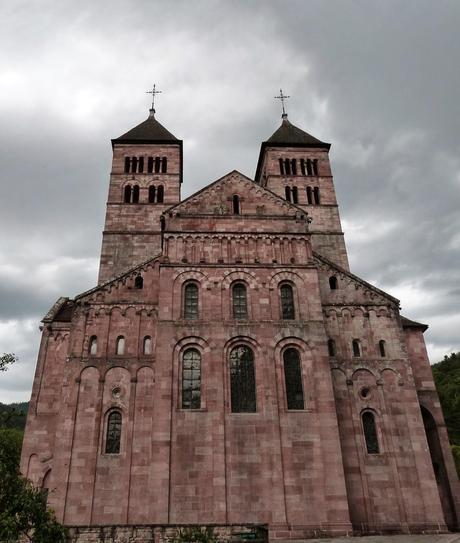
[
  {"left": 116, "top": 336, "right": 125, "bottom": 355},
  {"left": 157, "top": 185, "right": 164, "bottom": 203},
  {"left": 306, "top": 186, "right": 320, "bottom": 205},
  {"left": 230, "top": 346, "right": 256, "bottom": 412},
  {"left": 232, "top": 195, "right": 240, "bottom": 215},
  {"left": 182, "top": 349, "right": 201, "bottom": 409},
  {"left": 149, "top": 185, "right": 156, "bottom": 203},
  {"left": 89, "top": 336, "right": 97, "bottom": 356},
  {"left": 362, "top": 411, "right": 380, "bottom": 454},
  {"left": 232, "top": 283, "right": 248, "bottom": 319},
  {"left": 148, "top": 185, "right": 164, "bottom": 203},
  {"left": 280, "top": 284, "right": 295, "bottom": 319},
  {"left": 327, "top": 338, "right": 336, "bottom": 357},
  {"left": 284, "top": 186, "right": 299, "bottom": 204},
  {"left": 134, "top": 275, "right": 143, "bottom": 289},
  {"left": 184, "top": 283, "right": 199, "bottom": 319},
  {"left": 352, "top": 339, "right": 361, "bottom": 358},
  {"left": 329, "top": 276, "right": 338, "bottom": 290},
  {"left": 105, "top": 410, "right": 122, "bottom": 454},
  {"left": 123, "top": 184, "right": 140, "bottom": 203},
  {"left": 283, "top": 348, "right": 304, "bottom": 410},
  {"left": 300, "top": 158, "right": 318, "bottom": 176},
  {"left": 143, "top": 336, "right": 152, "bottom": 355},
  {"left": 379, "top": 340, "right": 386, "bottom": 358}
]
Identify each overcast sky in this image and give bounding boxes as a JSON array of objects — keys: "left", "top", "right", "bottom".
[{"left": 1, "top": 0, "right": 459, "bottom": 403}]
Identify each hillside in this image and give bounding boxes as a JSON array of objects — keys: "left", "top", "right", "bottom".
[{"left": 0, "top": 401, "right": 29, "bottom": 430}]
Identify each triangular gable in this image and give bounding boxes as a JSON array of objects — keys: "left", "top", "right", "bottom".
[{"left": 167, "top": 170, "right": 309, "bottom": 219}]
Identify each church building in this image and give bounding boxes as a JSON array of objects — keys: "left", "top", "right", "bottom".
[{"left": 21, "top": 97, "right": 460, "bottom": 541}]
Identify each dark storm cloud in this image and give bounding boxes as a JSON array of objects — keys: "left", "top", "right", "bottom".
[{"left": 1, "top": 0, "right": 459, "bottom": 400}]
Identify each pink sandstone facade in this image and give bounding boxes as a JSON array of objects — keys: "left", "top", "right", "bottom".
[{"left": 21, "top": 107, "right": 460, "bottom": 541}]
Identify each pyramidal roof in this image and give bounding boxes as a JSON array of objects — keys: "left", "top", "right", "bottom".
[
  {"left": 112, "top": 108, "right": 179, "bottom": 145},
  {"left": 266, "top": 114, "right": 330, "bottom": 148}
]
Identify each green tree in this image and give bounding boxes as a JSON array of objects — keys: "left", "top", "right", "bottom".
[{"left": 0, "top": 353, "right": 18, "bottom": 372}]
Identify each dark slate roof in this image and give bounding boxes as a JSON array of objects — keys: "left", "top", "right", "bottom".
[
  {"left": 266, "top": 115, "right": 330, "bottom": 148},
  {"left": 400, "top": 315, "right": 428, "bottom": 332},
  {"left": 113, "top": 109, "right": 179, "bottom": 145}
]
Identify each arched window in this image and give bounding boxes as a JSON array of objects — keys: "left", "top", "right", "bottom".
[
  {"left": 138, "top": 157, "right": 144, "bottom": 173},
  {"left": 280, "top": 284, "right": 295, "bottom": 320},
  {"left": 362, "top": 411, "right": 380, "bottom": 454},
  {"left": 306, "top": 186, "right": 313, "bottom": 204},
  {"left": 312, "top": 159, "right": 319, "bottom": 175},
  {"left": 154, "top": 157, "right": 161, "bottom": 173},
  {"left": 157, "top": 185, "right": 164, "bottom": 203},
  {"left": 124, "top": 184, "right": 132, "bottom": 203},
  {"left": 230, "top": 346, "right": 256, "bottom": 412},
  {"left": 184, "top": 283, "right": 199, "bottom": 319},
  {"left": 292, "top": 186, "right": 298, "bottom": 204},
  {"left": 134, "top": 275, "right": 143, "bottom": 289},
  {"left": 182, "top": 349, "right": 201, "bottom": 409},
  {"left": 306, "top": 159, "right": 313, "bottom": 176},
  {"left": 313, "top": 186, "right": 320, "bottom": 204},
  {"left": 329, "top": 276, "right": 338, "bottom": 290},
  {"left": 283, "top": 158, "right": 291, "bottom": 175},
  {"left": 379, "top": 340, "right": 386, "bottom": 358},
  {"left": 105, "top": 411, "right": 122, "bottom": 454},
  {"left": 149, "top": 185, "right": 156, "bottom": 203},
  {"left": 116, "top": 336, "right": 125, "bottom": 355},
  {"left": 290, "top": 159, "right": 297, "bottom": 175},
  {"left": 352, "top": 339, "right": 361, "bottom": 358},
  {"left": 232, "top": 283, "right": 248, "bottom": 319},
  {"left": 132, "top": 185, "right": 140, "bottom": 203},
  {"left": 143, "top": 336, "right": 152, "bottom": 355},
  {"left": 131, "top": 157, "right": 138, "bottom": 173},
  {"left": 285, "top": 186, "right": 291, "bottom": 202},
  {"left": 283, "top": 348, "right": 304, "bottom": 410},
  {"left": 327, "top": 338, "right": 336, "bottom": 357},
  {"left": 161, "top": 157, "right": 167, "bottom": 173},
  {"left": 124, "top": 157, "right": 130, "bottom": 173},
  {"left": 232, "top": 195, "right": 240, "bottom": 215},
  {"left": 279, "top": 158, "right": 285, "bottom": 175},
  {"left": 89, "top": 336, "right": 97, "bottom": 356},
  {"left": 147, "top": 156, "right": 154, "bottom": 173}
]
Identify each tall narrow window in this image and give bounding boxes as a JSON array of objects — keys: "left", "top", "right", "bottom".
[
  {"left": 124, "top": 157, "right": 130, "bottom": 173},
  {"left": 143, "top": 336, "right": 152, "bottom": 355},
  {"left": 116, "top": 336, "right": 125, "bottom": 355},
  {"left": 232, "top": 283, "right": 248, "bottom": 319},
  {"left": 279, "top": 158, "right": 285, "bottom": 175},
  {"left": 329, "top": 276, "right": 338, "bottom": 290},
  {"left": 147, "top": 157, "right": 154, "bottom": 173},
  {"left": 124, "top": 185, "right": 132, "bottom": 203},
  {"left": 362, "top": 411, "right": 380, "bottom": 454},
  {"left": 161, "top": 157, "right": 167, "bottom": 173},
  {"left": 379, "top": 340, "right": 386, "bottom": 358},
  {"left": 283, "top": 158, "right": 291, "bottom": 175},
  {"left": 105, "top": 411, "right": 122, "bottom": 454},
  {"left": 306, "top": 159, "right": 313, "bottom": 176},
  {"left": 292, "top": 186, "right": 299, "bottom": 204},
  {"left": 157, "top": 185, "right": 164, "bottom": 203},
  {"left": 230, "top": 346, "right": 256, "bottom": 412},
  {"left": 313, "top": 186, "right": 320, "bottom": 204},
  {"left": 149, "top": 185, "right": 156, "bottom": 203},
  {"left": 352, "top": 339, "right": 361, "bottom": 358},
  {"left": 132, "top": 157, "right": 138, "bottom": 173},
  {"left": 132, "top": 185, "right": 140, "bottom": 203},
  {"left": 306, "top": 186, "right": 313, "bottom": 204},
  {"left": 89, "top": 335, "right": 97, "bottom": 356},
  {"left": 285, "top": 186, "right": 292, "bottom": 202},
  {"left": 138, "top": 157, "right": 144, "bottom": 173},
  {"left": 184, "top": 283, "right": 199, "bottom": 319},
  {"left": 232, "top": 195, "right": 240, "bottom": 215},
  {"left": 134, "top": 275, "right": 143, "bottom": 289},
  {"left": 328, "top": 338, "right": 336, "bottom": 357},
  {"left": 280, "top": 284, "right": 295, "bottom": 319},
  {"left": 291, "top": 159, "right": 297, "bottom": 175},
  {"left": 312, "top": 159, "right": 319, "bottom": 175},
  {"left": 154, "top": 157, "right": 161, "bottom": 173},
  {"left": 182, "top": 349, "right": 201, "bottom": 409},
  {"left": 283, "top": 348, "right": 304, "bottom": 410},
  {"left": 300, "top": 158, "right": 306, "bottom": 176}
]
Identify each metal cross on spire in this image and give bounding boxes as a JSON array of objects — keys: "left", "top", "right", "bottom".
[
  {"left": 274, "top": 88, "right": 290, "bottom": 117},
  {"left": 146, "top": 84, "right": 162, "bottom": 112}
]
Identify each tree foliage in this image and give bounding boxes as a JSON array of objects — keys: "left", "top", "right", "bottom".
[{"left": 0, "top": 353, "right": 18, "bottom": 372}]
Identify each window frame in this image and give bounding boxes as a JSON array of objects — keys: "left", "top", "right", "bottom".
[
  {"left": 104, "top": 409, "right": 122, "bottom": 455},
  {"left": 279, "top": 283, "right": 296, "bottom": 320},
  {"left": 232, "top": 282, "right": 248, "bottom": 320},
  {"left": 283, "top": 347, "right": 305, "bottom": 410},
  {"left": 89, "top": 335, "right": 97, "bottom": 356},
  {"left": 361, "top": 410, "right": 380, "bottom": 454},
  {"left": 229, "top": 345, "right": 257, "bottom": 413},
  {"left": 116, "top": 335, "right": 125, "bottom": 356},
  {"left": 183, "top": 282, "right": 199, "bottom": 320},
  {"left": 181, "top": 348, "right": 202, "bottom": 410}
]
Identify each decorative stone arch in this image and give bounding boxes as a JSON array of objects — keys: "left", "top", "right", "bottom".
[
  {"left": 380, "top": 366, "right": 403, "bottom": 387},
  {"left": 351, "top": 307, "right": 365, "bottom": 319},
  {"left": 172, "top": 269, "right": 211, "bottom": 320}
]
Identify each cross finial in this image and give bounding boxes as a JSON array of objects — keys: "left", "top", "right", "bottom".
[
  {"left": 146, "top": 84, "right": 162, "bottom": 113},
  {"left": 274, "top": 88, "right": 290, "bottom": 118}
]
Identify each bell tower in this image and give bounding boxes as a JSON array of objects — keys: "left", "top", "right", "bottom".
[
  {"left": 98, "top": 106, "right": 182, "bottom": 283},
  {"left": 254, "top": 113, "right": 349, "bottom": 270}
]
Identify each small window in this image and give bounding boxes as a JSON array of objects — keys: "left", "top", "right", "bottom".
[
  {"left": 138, "top": 157, "right": 144, "bottom": 173},
  {"left": 89, "top": 336, "right": 97, "bottom": 356},
  {"left": 283, "top": 348, "right": 304, "bottom": 410},
  {"left": 132, "top": 157, "right": 138, "bottom": 173},
  {"left": 312, "top": 159, "right": 319, "bottom": 176},
  {"left": 327, "top": 339, "right": 336, "bottom": 357},
  {"left": 182, "top": 348, "right": 201, "bottom": 409},
  {"left": 306, "top": 159, "right": 313, "bottom": 176},
  {"left": 116, "top": 336, "right": 125, "bottom": 355},
  {"left": 292, "top": 186, "right": 298, "bottom": 204},
  {"left": 232, "top": 195, "right": 240, "bottom": 215},
  {"left": 143, "top": 336, "right": 152, "bottom": 355},
  {"left": 124, "top": 185, "right": 132, "bottom": 203},
  {"left": 306, "top": 186, "right": 313, "bottom": 204},
  {"left": 161, "top": 157, "right": 167, "bottom": 173},
  {"left": 379, "top": 340, "right": 386, "bottom": 358},
  {"left": 232, "top": 283, "right": 248, "bottom": 319},
  {"left": 283, "top": 158, "right": 291, "bottom": 175},
  {"left": 105, "top": 411, "right": 122, "bottom": 454},
  {"left": 300, "top": 158, "right": 306, "bottom": 176},
  {"left": 313, "top": 186, "right": 320, "bottom": 205},
  {"left": 184, "top": 283, "right": 199, "bottom": 319},
  {"left": 147, "top": 157, "right": 154, "bottom": 173},
  {"left": 154, "top": 157, "right": 161, "bottom": 173},
  {"left": 329, "top": 276, "right": 338, "bottom": 290},
  {"left": 230, "top": 346, "right": 256, "bottom": 413},
  {"left": 284, "top": 186, "right": 291, "bottom": 202},
  {"left": 352, "top": 339, "right": 361, "bottom": 358},
  {"left": 132, "top": 185, "right": 140, "bottom": 203},
  {"left": 291, "top": 159, "right": 297, "bottom": 175},
  {"left": 279, "top": 158, "right": 285, "bottom": 175},
  {"left": 280, "top": 284, "right": 295, "bottom": 320},
  {"left": 124, "top": 157, "right": 130, "bottom": 173},
  {"left": 157, "top": 185, "right": 164, "bottom": 203},
  {"left": 362, "top": 411, "right": 380, "bottom": 454},
  {"left": 134, "top": 275, "right": 143, "bottom": 289},
  {"left": 149, "top": 185, "right": 156, "bottom": 203}
]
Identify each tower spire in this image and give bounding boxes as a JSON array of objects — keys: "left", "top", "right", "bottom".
[
  {"left": 274, "top": 88, "right": 290, "bottom": 119},
  {"left": 146, "top": 83, "right": 162, "bottom": 115}
]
